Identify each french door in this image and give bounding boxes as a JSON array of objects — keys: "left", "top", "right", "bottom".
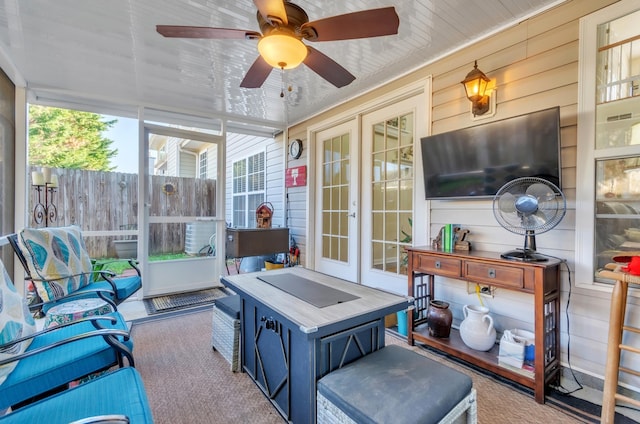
[
  {"left": 314, "top": 120, "right": 359, "bottom": 281},
  {"left": 314, "top": 89, "right": 427, "bottom": 292},
  {"left": 360, "top": 96, "right": 425, "bottom": 294}
]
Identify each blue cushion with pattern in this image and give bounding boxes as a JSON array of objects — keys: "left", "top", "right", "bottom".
[
  {"left": 17, "top": 225, "right": 94, "bottom": 302},
  {"left": 0, "top": 260, "right": 37, "bottom": 386}
]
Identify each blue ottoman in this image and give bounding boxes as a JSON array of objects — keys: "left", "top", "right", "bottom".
[
  {"left": 317, "top": 345, "right": 477, "bottom": 424},
  {"left": 211, "top": 294, "right": 241, "bottom": 372}
]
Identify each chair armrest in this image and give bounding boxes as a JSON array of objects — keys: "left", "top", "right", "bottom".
[
  {"left": 26, "top": 270, "right": 116, "bottom": 283},
  {"left": 69, "top": 415, "right": 130, "bottom": 424},
  {"left": 0, "top": 315, "right": 125, "bottom": 348},
  {"left": 0, "top": 327, "right": 131, "bottom": 367},
  {"left": 24, "top": 284, "right": 118, "bottom": 312}
]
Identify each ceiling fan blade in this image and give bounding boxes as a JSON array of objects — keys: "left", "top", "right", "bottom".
[
  {"left": 240, "top": 56, "right": 273, "bottom": 88},
  {"left": 253, "top": 0, "right": 288, "bottom": 26},
  {"left": 301, "top": 7, "right": 399, "bottom": 42},
  {"left": 156, "top": 25, "right": 260, "bottom": 40},
  {"left": 303, "top": 46, "right": 355, "bottom": 88}
]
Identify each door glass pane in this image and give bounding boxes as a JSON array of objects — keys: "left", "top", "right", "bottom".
[
  {"left": 370, "top": 112, "right": 414, "bottom": 275},
  {"left": 148, "top": 127, "right": 219, "bottom": 260},
  {"left": 593, "top": 9, "right": 640, "bottom": 276},
  {"left": 321, "top": 133, "right": 350, "bottom": 263}
]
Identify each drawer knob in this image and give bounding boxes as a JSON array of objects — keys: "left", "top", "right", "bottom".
[
  {"left": 435, "top": 261, "right": 441, "bottom": 269},
  {"left": 488, "top": 268, "right": 496, "bottom": 278}
]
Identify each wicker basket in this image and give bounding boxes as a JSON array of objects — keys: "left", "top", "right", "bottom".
[{"left": 211, "top": 304, "right": 241, "bottom": 372}]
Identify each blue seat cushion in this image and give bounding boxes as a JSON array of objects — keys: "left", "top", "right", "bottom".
[
  {"left": 215, "top": 294, "right": 240, "bottom": 319},
  {"left": 0, "top": 367, "right": 153, "bottom": 424},
  {"left": 0, "top": 312, "right": 133, "bottom": 409},
  {"left": 109, "top": 275, "right": 141, "bottom": 300},
  {"left": 40, "top": 275, "right": 141, "bottom": 314},
  {"left": 317, "top": 345, "right": 473, "bottom": 424}
]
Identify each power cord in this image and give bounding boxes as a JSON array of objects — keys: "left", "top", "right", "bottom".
[{"left": 541, "top": 255, "right": 584, "bottom": 395}]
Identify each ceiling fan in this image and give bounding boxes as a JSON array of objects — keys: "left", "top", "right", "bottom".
[{"left": 156, "top": 0, "right": 399, "bottom": 89}]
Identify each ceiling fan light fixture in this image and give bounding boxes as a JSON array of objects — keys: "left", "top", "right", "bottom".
[{"left": 258, "top": 33, "right": 307, "bottom": 69}]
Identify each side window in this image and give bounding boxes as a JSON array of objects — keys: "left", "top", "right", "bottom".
[
  {"left": 577, "top": 1, "right": 640, "bottom": 286},
  {"left": 199, "top": 151, "right": 207, "bottom": 179},
  {"left": 232, "top": 151, "right": 265, "bottom": 228}
]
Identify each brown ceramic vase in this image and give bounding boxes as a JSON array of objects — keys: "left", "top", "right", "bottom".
[{"left": 427, "top": 300, "right": 453, "bottom": 338}]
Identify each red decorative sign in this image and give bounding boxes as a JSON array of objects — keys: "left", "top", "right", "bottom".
[{"left": 285, "top": 165, "right": 307, "bottom": 188}]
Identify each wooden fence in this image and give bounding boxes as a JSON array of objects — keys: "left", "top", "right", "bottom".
[{"left": 28, "top": 167, "right": 216, "bottom": 258}]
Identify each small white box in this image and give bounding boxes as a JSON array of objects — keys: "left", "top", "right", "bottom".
[{"left": 498, "top": 334, "right": 525, "bottom": 368}]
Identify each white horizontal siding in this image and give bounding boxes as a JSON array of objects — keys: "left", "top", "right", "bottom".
[
  {"left": 224, "top": 132, "right": 285, "bottom": 228},
  {"left": 289, "top": 0, "right": 629, "bottom": 391}
]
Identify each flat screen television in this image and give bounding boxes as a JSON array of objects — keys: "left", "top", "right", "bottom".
[{"left": 420, "top": 106, "right": 561, "bottom": 199}]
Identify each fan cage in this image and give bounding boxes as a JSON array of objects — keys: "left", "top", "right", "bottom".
[{"left": 492, "top": 177, "right": 566, "bottom": 237}]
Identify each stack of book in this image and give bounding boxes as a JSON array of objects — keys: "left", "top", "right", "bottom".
[{"left": 442, "top": 224, "right": 458, "bottom": 251}]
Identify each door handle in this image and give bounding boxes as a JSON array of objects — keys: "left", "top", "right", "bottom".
[{"left": 347, "top": 212, "right": 356, "bottom": 218}]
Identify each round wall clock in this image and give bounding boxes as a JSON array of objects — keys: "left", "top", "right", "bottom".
[{"left": 289, "top": 139, "right": 303, "bottom": 159}]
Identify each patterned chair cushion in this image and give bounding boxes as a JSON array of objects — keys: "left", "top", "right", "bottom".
[
  {"left": 0, "top": 260, "right": 37, "bottom": 385},
  {"left": 18, "top": 225, "right": 94, "bottom": 302}
]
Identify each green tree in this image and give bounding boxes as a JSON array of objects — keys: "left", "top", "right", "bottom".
[{"left": 28, "top": 105, "right": 118, "bottom": 171}]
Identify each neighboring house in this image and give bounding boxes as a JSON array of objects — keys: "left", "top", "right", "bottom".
[
  {"left": 149, "top": 130, "right": 290, "bottom": 232},
  {"left": 150, "top": 134, "right": 216, "bottom": 178},
  {"left": 1, "top": 0, "right": 639, "bottom": 403}
]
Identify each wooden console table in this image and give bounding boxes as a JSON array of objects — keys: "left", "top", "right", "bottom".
[
  {"left": 407, "top": 246, "right": 561, "bottom": 404},
  {"left": 221, "top": 267, "right": 410, "bottom": 423}
]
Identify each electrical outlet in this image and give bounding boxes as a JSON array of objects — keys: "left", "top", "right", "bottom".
[{"left": 467, "top": 282, "right": 495, "bottom": 298}]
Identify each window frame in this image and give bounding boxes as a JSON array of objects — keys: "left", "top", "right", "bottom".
[
  {"left": 576, "top": 0, "right": 640, "bottom": 290},
  {"left": 232, "top": 150, "right": 266, "bottom": 228},
  {"left": 199, "top": 150, "right": 207, "bottom": 179}
]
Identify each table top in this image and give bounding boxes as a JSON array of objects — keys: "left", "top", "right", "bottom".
[{"left": 221, "top": 267, "right": 410, "bottom": 333}]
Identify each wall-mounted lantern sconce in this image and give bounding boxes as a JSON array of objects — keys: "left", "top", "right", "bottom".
[{"left": 461, "top": 60, "right": 494, "bottom": 117}]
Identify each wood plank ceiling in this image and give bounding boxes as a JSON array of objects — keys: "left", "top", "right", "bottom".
[{"left": 0, "top": 0, "right": 564, "bottom": 133}]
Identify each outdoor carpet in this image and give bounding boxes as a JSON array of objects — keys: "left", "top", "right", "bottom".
[{"left": 143, "top": 287, "right": 229, "bottom": 315}]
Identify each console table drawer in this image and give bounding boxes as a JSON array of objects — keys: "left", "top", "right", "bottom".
[
  {"left": 413, "top": 254, "right": 461, "bottom": 278},
  {"left": 464, "top": 262, "right": 524, "bottom": 289}
]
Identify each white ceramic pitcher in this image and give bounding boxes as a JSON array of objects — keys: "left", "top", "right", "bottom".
[{"left": 460, "top": 305, "right": 496, "bottom": 351}]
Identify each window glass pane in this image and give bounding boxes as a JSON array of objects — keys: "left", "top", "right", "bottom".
[
  {"left": 591, "top": 9, "right": 640, "bottom": 281},
  {"left": 232, "top": 151, "right": 265, "bottom": 228},
  {"left": 340, "top": 212, "right": 348, "bottom": 237},
  {"left": 331, "top": 236, "right": 339, "bottom": 260},
  {"left": 385, "top": 212, "right": 398, "bottom": 242},
  {"left": 400, "top": 114, "right": 413, "bottom": 146},
  {"left": 373, "top": 123, "right": 385, "bottom": 151},
  {"left": 199, "top": 151, "right": 207, "bottom": 179},
  {"left": 339, "top": 237, "right": 348, "bottom": 262},
  {"left": 372, "top": 183, "right": 384, "bottom": 211},
  {"left": 373, "top": 152, "right": 385, "bottom": 182},
  {"left": 372, "top": 241, "right": 383, "bottom": 270},
  {"left": 372, "top": 212, "right": 383, "bottom": 240},
  {"left": 595, "top": 157, "right": 640, "bottom": 270},
  {"left": 340, "top": 186, "right": 349, "bottom": 210},
  {"left": 399, "top": 180, "right": 413, "bottom": 210},
  {"left": 341, "top": 134, "right": 350, "bottom": 157},
  {"left": 384, "top": 243, "right": 397, "bottom": 273},
  {"left": 386, "top": 118, "right": 399, "bottom": 149}
]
